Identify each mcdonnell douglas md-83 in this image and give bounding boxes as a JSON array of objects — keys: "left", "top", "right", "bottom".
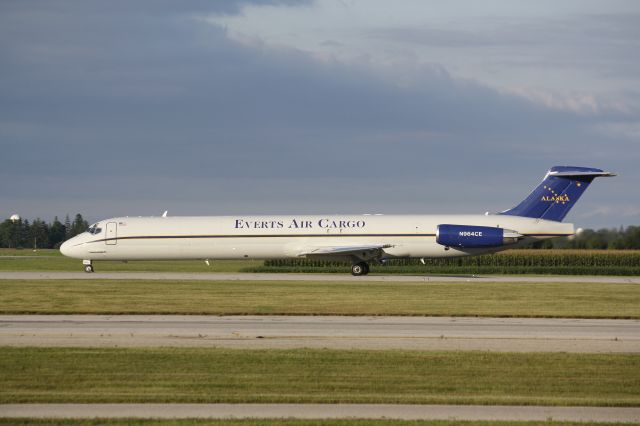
[{"left": 61, "top": 166, "right": 615, "bottom": 275}]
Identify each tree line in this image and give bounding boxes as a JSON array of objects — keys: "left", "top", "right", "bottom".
[
  {"left": 0, "top": 214, "right": 89, "bottom": 249},
  {"left": 0, "top": 214, "right": 639, "bottom": 250},
  {"left": 528, "top": 226, "right": 640, "bottom": 250}
]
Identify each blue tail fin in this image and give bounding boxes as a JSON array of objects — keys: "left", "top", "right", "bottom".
[{"left": 500, "top": 166, "right": 615, "bottom": 222}]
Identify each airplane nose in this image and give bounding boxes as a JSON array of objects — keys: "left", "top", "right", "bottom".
[
  {"left": 59, "top": 240, "right": 71, "bottom": 257},
  {"left": 60, "top": 238, "right": 82, "bottom": 258}
]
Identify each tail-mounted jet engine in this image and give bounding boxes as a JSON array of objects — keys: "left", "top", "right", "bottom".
[{"left": 436, "top": 224, "right": 522, "bottom": 248}]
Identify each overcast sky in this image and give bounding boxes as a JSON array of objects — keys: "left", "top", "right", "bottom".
[{"left": 1, "top": 0, "right": 638, "bottom": 228}]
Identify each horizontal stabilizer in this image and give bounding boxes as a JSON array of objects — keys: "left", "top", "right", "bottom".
[{"left": 548, "top": 170, "right": 616, "bottom": 178}]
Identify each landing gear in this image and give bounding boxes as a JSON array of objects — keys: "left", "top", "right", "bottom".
[
  {"left": 351, "top": 261, "right": 370, "bottom": 276},
  {"left": 83, "top": 260, "right": 94, "bottom": 273}
]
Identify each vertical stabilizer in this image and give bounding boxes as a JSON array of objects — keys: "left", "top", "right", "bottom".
[{"left": 499, "top": 166, "right": 615, "bottom": 222}]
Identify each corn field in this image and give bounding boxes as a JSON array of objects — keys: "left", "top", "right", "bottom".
[{"left": 248, "top": 250, "right": 640, "bottom": 275}]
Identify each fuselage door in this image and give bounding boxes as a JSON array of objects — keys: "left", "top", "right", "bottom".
[{"left": 105, "top": 222, "right": 117, "bottom": 245}]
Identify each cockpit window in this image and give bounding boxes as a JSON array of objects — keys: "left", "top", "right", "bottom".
[{"left": 87, "top": 224, "right": 102, "bottom": 235}]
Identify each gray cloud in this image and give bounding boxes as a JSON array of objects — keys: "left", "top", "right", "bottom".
[
  {"left": 367, "top": 13, "right": 640, "bottom": 87},
  {"left": 0, "top": 2, "right": 636, "bottom": 227},
  {"left": 368, "top": 13, "right": 640, "bottom": 49}
]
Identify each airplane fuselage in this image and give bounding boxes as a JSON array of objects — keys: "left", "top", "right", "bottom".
[
  {"left": 61, "top": 214, "right": 574, "bottom": 262},
  {"left": 59, "top": 166, "right": 613, "bottom": 275}
]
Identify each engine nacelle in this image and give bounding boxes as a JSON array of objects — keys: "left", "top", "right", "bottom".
[{"left": 436, "top": 224, "right": 522, "bottom": 248}]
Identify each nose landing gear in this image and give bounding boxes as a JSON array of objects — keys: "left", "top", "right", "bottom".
[
  {"left": 351, "top": 261, "right": 370, "bottom": 276},
  {"left": 83, "top": 260, "right": 94, "bottom": 273}
]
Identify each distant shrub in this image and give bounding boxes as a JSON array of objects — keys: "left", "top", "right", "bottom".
[{"left": 246, "top": 250, "right": 640, "bottom": 275}]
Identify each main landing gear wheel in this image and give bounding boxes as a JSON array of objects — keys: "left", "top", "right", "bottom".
[{"left": 351, "top": 262, "right": 370, "bottom": 276}]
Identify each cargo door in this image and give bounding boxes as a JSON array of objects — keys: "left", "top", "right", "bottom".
[{"left": 105, "top": 222, "right": 117, "bottom": 245}]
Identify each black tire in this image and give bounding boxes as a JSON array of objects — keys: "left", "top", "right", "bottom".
[
  {"left": 351, "top": 262, "right": 368, "bottom": 276},
  {"left": 84, "top": 265, "right": 94, "bottom": 273}
]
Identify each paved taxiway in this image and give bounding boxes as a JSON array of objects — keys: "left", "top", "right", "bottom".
[
  {"left": 2, "top": 404, "right": 639, "bottom": 422},
  {"left": 2, "top": 315, "right": 638, "bottom": 352},
  {"left": 1, "top": 271, "right": 639, "bottom": 283}
]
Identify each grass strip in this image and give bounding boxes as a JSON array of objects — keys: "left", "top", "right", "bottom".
[
  {"left": 1, "top": 348, "right": 639, "bottom": 406},
  {"left": 0, "top": 279, "right": 638, "bottom": 318},
  {"left": 0, "top": 420, "right": 634, "bottom": 426},
  {"left": 0, "top": 251, "right": 261, "bottom": 272},
  {"left": 2, "top": 249, "right": 639, "bottom": 275}
]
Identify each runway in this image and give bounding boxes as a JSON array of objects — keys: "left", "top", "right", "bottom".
[
  {"left": 1, "top": 271, "right": 639, "bottom": 283},
  {"left": 2, "top": 403, "right": 639, "bottom": 422},
  {"left": 1, "top": 315, "right": 638, "bottom": 352}
]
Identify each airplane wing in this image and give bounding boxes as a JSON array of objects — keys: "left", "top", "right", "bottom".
[{"left": 298, "top": 243, "right": 393, "bottom": 260}]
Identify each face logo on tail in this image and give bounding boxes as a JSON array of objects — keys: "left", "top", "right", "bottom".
[{"left": 540, "top": 185, "right": 570, "bottom": 205}]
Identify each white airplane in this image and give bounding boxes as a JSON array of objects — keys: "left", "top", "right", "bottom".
[{"left": 61, "top": 166, "right": 614, "bottom": 275}]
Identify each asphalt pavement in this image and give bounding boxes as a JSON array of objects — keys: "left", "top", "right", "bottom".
[
  {"left": 2, "top": 314, "right": 638, "bottom": 352},
  {"left": 1, "top": 404, "right": 639, "bottom": 422},
  {"left": 1, "top": 271, "right": 639, "bottom": 283}
]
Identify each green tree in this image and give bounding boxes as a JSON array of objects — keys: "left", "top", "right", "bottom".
[
  {"left": 64, "top": 215, "right": 72, "bottom": 239},
  {"left": 69, "top": 214, "right": 89, "bottom": 238},
  {"left": 49, "top": 217, "right": 66, "bottom": 248},
  {"left": 0, "top": 220, "right": 16, "bottom": 248},
  {"left": 16, "top": 219, "right": 30, "bottom": 248},
  {"left": 29, "top": 218, "right": 50, "bottom": 249},
  {"left": 612, "top": 226, "right": 640, "bottom": 249}
]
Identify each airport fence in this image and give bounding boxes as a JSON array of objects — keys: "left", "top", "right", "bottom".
[{"left": 247, "top": 250, "right": 640, "bottom": 275}]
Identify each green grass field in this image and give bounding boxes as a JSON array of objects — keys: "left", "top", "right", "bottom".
[
  {"left": 2, "top": 248, "right": 640, "bottom": 275},
  {"left": 0, "top": 420, "right": 634, "bottom": 426},
  {"left": 1, "top": 348, "right": 638, "bottom": 406},
  {"left": 1, "top": 279, "right": 638, "bottom": 317},
  {"left": 0, "top": 420, "right": 633, "bottom": 426},
  {"left": 0, "top": 249, "right": 261, "bottom": 272}
]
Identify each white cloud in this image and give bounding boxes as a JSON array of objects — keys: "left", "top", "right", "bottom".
[{"left": 499, "top": 87, "right": 634, "bottom": 116}]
